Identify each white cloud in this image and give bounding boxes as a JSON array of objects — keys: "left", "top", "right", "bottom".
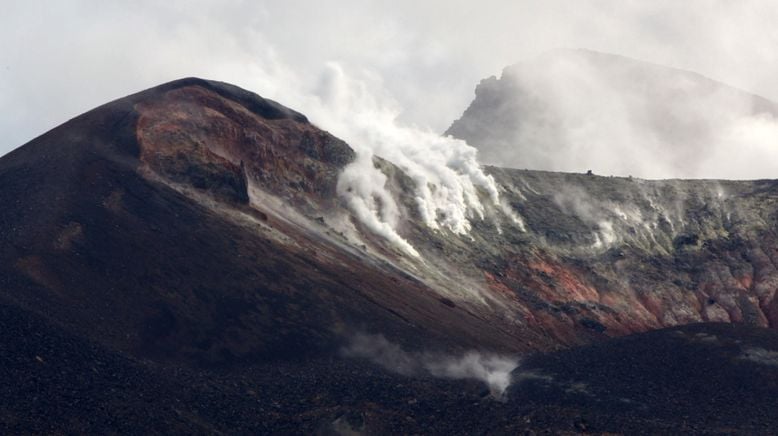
[{"left": 454, "top": 48, "right": 778, "bottom": 179}]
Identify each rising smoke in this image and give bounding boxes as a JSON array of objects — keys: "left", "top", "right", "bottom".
[
  {"left": 343, "top": 333, "right": 519, "bottom": 398},
  {"left": 289, "top": 62, "right": 505, "bottom": 255}
]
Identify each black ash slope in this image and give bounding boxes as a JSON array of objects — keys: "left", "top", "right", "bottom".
[{"left": 3, "top": 305, "right": 777, "bottom": 434}]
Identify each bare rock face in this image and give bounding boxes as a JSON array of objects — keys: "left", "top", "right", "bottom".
[
  {"left": 475, "top": 168, "right": 778, "bottom": 336},
  {"left": 135, "top": 81, "right": 354, "bottom": 208}
]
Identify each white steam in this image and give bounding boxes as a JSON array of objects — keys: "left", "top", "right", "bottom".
[
  {"left": 425, "top": 351, "right": 517, "bottom": 398},
  {"left": 553, "top": 185, "right": 621, "bottom": 249},
  {"left": 336, "top": 154, "right": 419, "bottom": 257},
  {"left": 314, "top": 64, "right": 501, "bottom": 254},
  {"left": 343, "top": 333, "right": 519, "bottom": 398},
  {"left": 223, "top": 54, "right": 508, "bottom": 255}
]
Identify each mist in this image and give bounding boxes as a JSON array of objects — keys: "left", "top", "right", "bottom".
[
  {"left": 5, "top": 1, "right": 778, "bottom": 182},
  {"left": 448, "top": 49, "right": 778, "bottom": 179}
]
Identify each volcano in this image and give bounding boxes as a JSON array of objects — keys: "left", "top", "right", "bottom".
[{"left": 2, "top": 77, "right": 778, "bottom": 434}]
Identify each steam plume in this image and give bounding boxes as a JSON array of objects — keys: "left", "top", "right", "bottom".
[
  {"left": 313, "top": 63, "right": 501, "bottom": 254},
  {"left": 343, "top": 333, "right": 519, "bottom": 397}
]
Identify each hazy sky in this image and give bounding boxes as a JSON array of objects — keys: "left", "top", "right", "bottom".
[{"left": 3, "top": 0, "right": 778, "bottom": 169}]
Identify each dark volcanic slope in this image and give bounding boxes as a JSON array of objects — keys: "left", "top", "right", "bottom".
[
  {"left": 3, "top": 78, "right": 778, "bottom": 433},
  {"left": 4, "top": 303, "right": 777, "bottom": 434},
  {"left": 507, "top": 322, "right": 778, "bottom": 435}
]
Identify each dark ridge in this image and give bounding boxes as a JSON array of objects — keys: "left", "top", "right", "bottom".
[
  {"left": 134, "top": 77, "right": 309, "bottom": 123},
  {"left": 1, "top": 76, "right": 308, "bottom": 166},
  {"left": 147, "top": 77, "right": 309, "bottom": 123}
]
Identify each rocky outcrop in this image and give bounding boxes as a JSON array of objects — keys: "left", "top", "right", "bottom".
[
  {"left": 471, "top": 169, "right": 778, "bottom": 338},
  {"left": 135, "top": 81, "right": 354, "bottom": 210}
]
